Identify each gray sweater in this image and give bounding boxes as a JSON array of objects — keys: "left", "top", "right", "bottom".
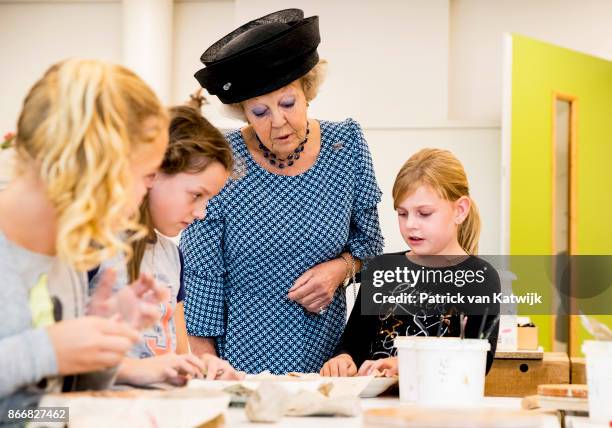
[
  {"left": 0, "top": 231, "right": 58, "bottom": 398},
  {"left": 0, "top": 232, "right": 114, "bottom": 402}
]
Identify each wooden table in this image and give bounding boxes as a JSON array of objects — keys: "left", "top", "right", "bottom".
[{"left": 226, "top": 397, "right": 561, "bottom": 427}]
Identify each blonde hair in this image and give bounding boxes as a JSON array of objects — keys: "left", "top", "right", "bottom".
[
  {"left": 15, "top": 59, "right": 167, "bottom": 271},
  {"left": 222, "top": 59, "right": 328, "bottom": 122},
  {"left": 392, "top": 148, "right": 481, "bottom": 255}
]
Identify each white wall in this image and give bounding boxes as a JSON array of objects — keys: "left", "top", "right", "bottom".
[
  {"left": 5, "top": 0, "right": 612, "bottom": 128},
  {"left": 0, "top": 0, "right": 123, "bottom": 187},
  {"left": 449, "top": 0, "right": 612, "bottom": 121},
  {"left": 0, "top": 1, "right": 123, "bottom": 134},
  {"left": 366, "top": 125, "right": 501, "bottom": 255},
  {"left": 234, "top": 0, "right": 450, "bottom": 128},
  {"left": 4, "top": 0, "right": 610, "bottom": 254},
  {"left": 172, "top": 0, "right": 235, "bottom": 114},
  {"left": 123, "top": 0, "right": 174, "bottom": 104},
  {"left": 172, "top": 0, "right": 451, "bottom": 128}
]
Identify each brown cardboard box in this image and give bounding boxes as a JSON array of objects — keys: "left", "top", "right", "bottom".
[
  {"left": 485, "top": 352, "right": 569, "bottom": 397},
  {"left": 517, "top": 326, "right": 538, "bottom": 350}
]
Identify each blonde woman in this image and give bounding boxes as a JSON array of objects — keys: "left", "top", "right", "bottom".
[
  {"left": 321, "top": 149, "right": 500, "bottom": 377},
  {"left": 0, "top": 59, "right": 169, "bottom": 406}
]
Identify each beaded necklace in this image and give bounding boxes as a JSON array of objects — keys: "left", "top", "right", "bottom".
[{"left": 255, "top": 123, "right": 310, "bottom": 170}]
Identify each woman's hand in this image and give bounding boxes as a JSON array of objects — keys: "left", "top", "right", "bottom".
[
  {"left": 87, "top": 269, "right": 170, "bottom": 329},
  {"left": 199, "top": 354, "right": 245, "bottom": 380},
  {"left": 357, "top": 357, "right": 398, "bottom": 377},
  {"left": 47, "top": 316, "right": 140, "bottom": 375},
  {"left": 288, "top": 258, "right": 345, "bottom": 313},
  {"left": 117, "top": 353, "right": 207, "bottom": 386},
  {"left": 320, "top": 353, "right": 357, "bottom": 377}
]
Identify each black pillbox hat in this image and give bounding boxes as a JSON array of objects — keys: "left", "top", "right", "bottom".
[{"left": 195, "top": 9, "right": 321, "bottom": 104}]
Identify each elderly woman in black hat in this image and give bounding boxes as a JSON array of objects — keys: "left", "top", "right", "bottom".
[{"left": 180, "top": 9, "right": 384, "bottom": 375}]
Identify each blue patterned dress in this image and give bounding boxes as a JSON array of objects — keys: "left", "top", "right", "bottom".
[{"left": 180, "top": 118, "right": 384, "bottom": 374}]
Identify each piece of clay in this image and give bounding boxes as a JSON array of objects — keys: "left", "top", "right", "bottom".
[
  {"left": 285, "top": 391, "right": 360, "bottom": 417},
  {"left": 245, "top": 382, "right": 286, "bottom": 423}
]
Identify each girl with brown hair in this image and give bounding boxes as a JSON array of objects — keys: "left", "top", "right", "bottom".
[{"left": 91, "top": 98, "right": 242, "bottom": 385}]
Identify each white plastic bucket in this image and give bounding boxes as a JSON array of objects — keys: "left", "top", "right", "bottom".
[
  {"left": 395, "top": 337, "right": 490, "bottom": 407},
  {"left": 394, "top": 336, "right": 417, "bottom": 402},
  {"left": 582, "top": 340, "right": 612, "bottom": 423}
]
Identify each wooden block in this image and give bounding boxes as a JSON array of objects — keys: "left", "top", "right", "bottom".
[
  {"left": 495, "top": 350, "right": 544, "bottom": 360},
  {"left": 485, "top": 352, "right": 569, "bottom": 397},
  {"left": 517, "top": 326, "right": 539, "bottom": 350},
  {"left": 570, "top": 357, "right": 586, "bottom": 384}
]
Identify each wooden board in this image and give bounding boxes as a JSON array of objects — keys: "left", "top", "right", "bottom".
[
  {"left": 363, "top": 407, "right": 544, "bottom": 428},
  {"left": 522, "top": 394, "right": 588, "bottom": 412},
  {"left": 485, "top": 352, "right": 569, "bottom": 397},
  {"left": 537, "top": 384, "right": 587, "bottom": 398}
]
